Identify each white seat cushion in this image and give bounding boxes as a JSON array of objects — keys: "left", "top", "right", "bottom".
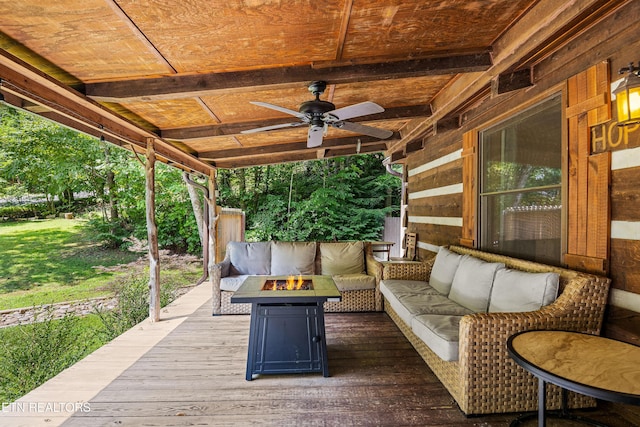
[
  {"left": 411, "top": 314, "right": 463, "bottom": 361},
  {"left": 398, "top": 293, "right": 473, "bottom": 316},
  {"left": 380, "top": 284, "right": 417, "bottom": 325},
  {"left": 380, "top": 279, "right": 440, "bottom": 297},
  {"left": 332, "top": 274, "right": 375, "bottom": 291},
  {"left": 381, "top": 283, "right": 472, "bottom": 325},
  {"left": 220, "top": 275, "right": 249, "bottom": 292}
]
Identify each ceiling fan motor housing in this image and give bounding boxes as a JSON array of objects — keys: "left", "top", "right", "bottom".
[{"left": 299, "top": 99, "right": 335, "bottom": 127}]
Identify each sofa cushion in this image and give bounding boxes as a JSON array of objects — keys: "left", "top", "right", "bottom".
[
  {"left": 381, "top": 285, "right": 472, "bottom": 325},
  {"left": 411, "top": 314, "right": 463, "bottom": 362},
  {"left": 380, "top": 279, "right": 440, "bottom": 298},
  {"left": 332, "top": 274, "right": 375, "bottom": 291},
  {"left": 320, "top": 242, "right": 365, "bottom": 275},
  {"left": 398, "top": 293, "right": 473, "bottom": 316},
  {"left": 220, "top": 275, "right": 249, "bottom": 292},
  {"left": 270, "top": 241, "right": 316, "bottom": 276},
  {"left": 228, "top": 241, "right": 271, "bottom": 275},
  {"left": 380, "top": 289, "right": 416, "bottom": 325},
  {"left": 429, "top": 247, "right": 463, "bottom": 295},
  {"left": 488, "top": 268, "right": 560, "bottom": 313},
  {"left": 448, "top": 255, "right": 504, "bottom": 313}
]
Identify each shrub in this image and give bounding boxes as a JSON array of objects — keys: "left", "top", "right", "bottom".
[
  {"left": 87, "top": 217, "right": 133, "bottom": 250},
  {"left": 0, "top": 203, "right": 51, "bottom": 220},
  {"left": 95, "top": 275, "right": 177, "bottom": 341},
  {"left": 0, "top": 311, "right": 103, "bottom": 403}
]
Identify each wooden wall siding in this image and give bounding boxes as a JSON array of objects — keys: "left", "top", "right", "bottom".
[
  {"left": 610, "top": 147, "right": 640, "bottom": 296},
  {"left": 407, "top": 135, "right": 463, "bottom": 258},
  {"left": 565, "top": 62, "right": 611, "bottom": 275},
  {"left": 408, "top": 149, "right": 463, "bottom": 177}
]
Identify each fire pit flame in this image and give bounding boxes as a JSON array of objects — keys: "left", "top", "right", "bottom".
[{"left": 262, "top": 275, "right": 313, "bottom": 291}]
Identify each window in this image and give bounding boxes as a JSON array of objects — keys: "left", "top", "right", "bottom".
[{"left": 478, "top": 95, "right": 563, "bottom": 264}]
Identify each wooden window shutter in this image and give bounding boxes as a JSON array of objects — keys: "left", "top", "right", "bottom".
[
  {"left": 565, "top": 61, "right": 611, "bottom": 275},
  {"left": 460, "top": 130, "right": 478, "bottom": 248}
]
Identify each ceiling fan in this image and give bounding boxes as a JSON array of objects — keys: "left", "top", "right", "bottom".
[{"left": 241, "top": 81, "right": 394, "bottom": 148}]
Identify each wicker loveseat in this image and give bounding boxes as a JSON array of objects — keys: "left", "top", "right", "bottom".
[
  {"left": 380, "top": 245, "right": 611, "bottom": 415},
  {"left": 211, "top": 240, "right": 383, "bottom": 315}
]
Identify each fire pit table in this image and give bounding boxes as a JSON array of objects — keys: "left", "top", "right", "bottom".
[{"left": 230, "top": 275, "right": 341, "bottom": 380}]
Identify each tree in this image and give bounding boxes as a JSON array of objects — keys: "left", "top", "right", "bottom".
[
  {"left": 0, "top": 104, "right": 202, "bottom": 254},
  {"left": 218, "top": 154, "right": 401, "bottom": 242},
  {"left": 1, "top": 103, "right": 401, "bottom": 253},
  {"left": 0, "top": 105, "right": 104, "bottom": 210}
]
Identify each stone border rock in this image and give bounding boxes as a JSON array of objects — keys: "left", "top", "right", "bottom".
[
  {"left": 0, "top": 285, "right": 196, "bottom": 328},
  {"left": 0, "top": 297, "right": 118, "bottom": 328}
]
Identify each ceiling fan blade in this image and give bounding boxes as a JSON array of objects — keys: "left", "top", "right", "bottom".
[
  {"left": 241, "top": 122, "right": 305, "bottom": 134},
  {"left": 250, "top": 101, "right": 306, "bottom": 119},
  {"left": 307, "top": 125, "right": 324, "bottom": 148},
  {"left": 326, "top": 101, "right": 385, "bottom": 121},
  {"left": 332, "top": 121, "right": 394, "bottom": 139}
]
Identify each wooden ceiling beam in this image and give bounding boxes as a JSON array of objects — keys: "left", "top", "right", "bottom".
[
  {"left": 493, "top": 68, "right": 533, "bottom": 95},
  {"left": 84, "top": 53, "right": 492, "bottom": 102},
  {"left": 198, "top": 134, "right": 399, "bottom": 160},
  {"left": 162, "top": 105, "right": 430, "bottom": 140},
  {"left": 324, "top": 142, "right": 388, "bottom": 158},
  {"left": 214, "top": 152, "right": 317, "bottom": 169},
  {"left": 213, "top": 142, "right": 388, "bottom": 169},
  {"left": 0, "top": 49, "right": 213, "bottom": 175}
]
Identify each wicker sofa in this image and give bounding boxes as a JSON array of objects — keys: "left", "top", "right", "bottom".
[
  {"left": 211, "top": 240, "right": 383, "bottom": 315},
  {"left": 380, "top": 245, "right": 611, "bottom": 415}
]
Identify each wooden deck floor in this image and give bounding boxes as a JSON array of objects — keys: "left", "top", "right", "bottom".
[{"left": 2, "top": 284, "right": 639, "bottom": 426}]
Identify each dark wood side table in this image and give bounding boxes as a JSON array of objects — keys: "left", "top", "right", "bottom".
[
  {"left": 370, "top": 241, "right": 395, "bottom": 261},
  {"left": 507, "top": 330, "right": 640, "bottom": 427}
]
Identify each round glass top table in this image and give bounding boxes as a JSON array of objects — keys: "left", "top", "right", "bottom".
[{"left": 507, "top": 330, "right": 640, "bottom": 427}]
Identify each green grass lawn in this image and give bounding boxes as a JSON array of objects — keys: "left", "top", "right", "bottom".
[
  {"left": 0, "top": 218, "right": 203, "bottom": 403},
  {"left": 0, "top": 218, "right": 200, "bottom": 310}
]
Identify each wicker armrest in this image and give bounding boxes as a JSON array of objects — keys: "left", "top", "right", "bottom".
[
  {"left": 210, "top": 258, "right": 231, "bottom": 315},
  {"left": 459, "top": 307, "right": 579, "bottom": 375},
  {"left": 365, "top": 252, "right": 383, "bottom": 283},
  {"left": 457, "top": 273, "right": 611, "bottom": 407},
  {"left": 382, "top": 257, "right": 436, "bottom": 281}
]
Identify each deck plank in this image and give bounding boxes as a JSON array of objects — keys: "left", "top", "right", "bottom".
[
  {"left": 59, "top": 304, "right": 636, "bottom": 426},
  {"left": 2, "top": 283, "right": 637, "bottom": 426}
]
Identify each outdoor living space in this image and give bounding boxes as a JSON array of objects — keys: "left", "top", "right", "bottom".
[
  {"left": 1, "top": 282, "right": 637, "bottom": 427},
  {"left": 4, "top": 1, "right": 640, "bottom": 426}
]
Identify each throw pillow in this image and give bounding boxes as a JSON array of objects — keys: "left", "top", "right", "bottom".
[
  {"left": 228, "top": 241, "right": 271, "bottom": 275},
  {"left": 448, "top": 255, "right": 504, "bottom": 313},
  {"left": 429, "top": 247, "right": 463, "bottom": 295},
  {"left": 320, "top": 242, "right": 365, "bottom": 275},
  {"left": 488, "top": 268, "right": 560, "bottom": 312},
  {"left": 270, "top": 241, "right": 316, "bottom": 275}
]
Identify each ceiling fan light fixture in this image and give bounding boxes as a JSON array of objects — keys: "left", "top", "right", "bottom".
[{"left": 243, "top": 81, "right": 391, "bottom": 148}]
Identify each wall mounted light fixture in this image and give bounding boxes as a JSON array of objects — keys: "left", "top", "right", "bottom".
[{"left": 614, "top": 62, "right": 640, "bottom": 126}]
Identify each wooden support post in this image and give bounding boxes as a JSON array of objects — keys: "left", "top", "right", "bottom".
[
  {"left": 146, "top": 138, "right": 161, "bottom": 322},
  {"left": 208, "top": 169, "right": 221, "bottom": 314}
]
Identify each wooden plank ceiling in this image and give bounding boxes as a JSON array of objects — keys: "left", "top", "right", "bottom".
[{"left": 0, "top": 0, "right": 542, "bottom": 172}]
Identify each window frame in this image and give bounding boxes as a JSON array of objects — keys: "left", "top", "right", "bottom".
[{"left": 471, "top": 89, "right": 568, "bottom": 264}]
